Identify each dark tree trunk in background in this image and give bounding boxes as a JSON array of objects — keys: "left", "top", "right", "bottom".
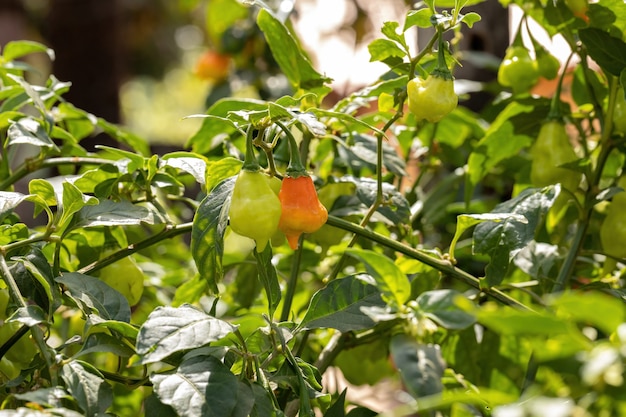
[{"left": 47, "top": 0, "right": 125, "bottom": 150}]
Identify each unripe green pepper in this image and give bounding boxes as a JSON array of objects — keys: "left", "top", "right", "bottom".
[
  {"left": 536, "top": 48, "right": 560, "bottom": 80},
  {"left": 228, "top": 128, "right": 282, "bottom": 252},
  {"left": 407, "top": 73, "right": 458, "bottom": 123},
  {"left": 497, "top": 47, "right": 539, "bottom": 94},
  {"left": 600, "top": 176, "right": 626, "bottom": 271},
  {"left": 230, "top": 170, "right": 282, "bottom": 252},
  {"left": 530, "top": 120, "right": 580, "bottom": 192},
  {"left": 613, "top": 88, "right": 626, "bottom": 135}
]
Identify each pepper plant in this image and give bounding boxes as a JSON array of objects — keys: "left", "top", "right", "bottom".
[{"left": 0, "top": 0, "right": 626, "bottom": 416}]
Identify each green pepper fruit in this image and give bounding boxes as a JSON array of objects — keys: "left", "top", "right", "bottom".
[
  {"left": 497, "top": 47, "right": 539, "bottom": 94},
  {"left": 0, "top": 322, "right": 37, "bottom": 368},
  {"left": 536, "top": 48, "right": 560, "bottom": 80},
  {"left": 229, "top": 169, "right": 282, "bottom": 252},
  {"left": 613, "top": 88, "right": 626, "bottom": 135},
  {"left": 98, "top": 254, "right": 144, "bottom": 306},
  {"left": 530, "top": 120, "right": 580, "bottom": 191},
  {"left": 407, "top": 74, "right": 458, "bottom": 123},
  {"left": 600, "top": 176, "right": 626, "bottom": 273},
  {"left": 0, "top": 289, "right": 9, "bottom": 320}
]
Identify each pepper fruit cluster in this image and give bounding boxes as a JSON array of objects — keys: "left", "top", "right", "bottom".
[{"left": 228, "top": 126, "right": 327, "bottom": 251}]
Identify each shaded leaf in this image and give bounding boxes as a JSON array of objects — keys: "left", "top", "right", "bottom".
[
  {"left": 345, "top": 249, "right": 410, "bottom": 309},
  {"left": 579, "top": 27, "right": 626, "bottom": 77},
  {"left": 473, "top": 186, "right": 559, "bottom": 286},
  {"left": 253, "top": 245, "right": 281, "bottom": 319},
  {"left": 300, "top": 275, "right": 384, "bottom": 332},
  {"left": 389, "top": 334, "right": 445, "bottom": 398},
  {"left": 416, "top": 290, "right": 476, "bottom": 330},
  {"left": 137, "top": 305, "right": 237, "bottom": 364},
  {"left": 61, "top": 360, "right": 112, "bottom": 417},
  {"left": 56, "top": 273, "right": 131, "bottom": 322},
  {"left": 191, "top": 176, "right": 234, "bottom": 293},
  {"left": 151, "top": 355, "right": 238, "bottom": 417}
]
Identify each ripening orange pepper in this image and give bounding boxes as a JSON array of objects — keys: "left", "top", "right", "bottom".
[{"left": 278, "top": 175, "right": 328, "bottom": 250}]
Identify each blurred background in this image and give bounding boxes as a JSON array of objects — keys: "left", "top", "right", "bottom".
[{"left": 0, "top": 0, "right": 509, "bottom": 150}]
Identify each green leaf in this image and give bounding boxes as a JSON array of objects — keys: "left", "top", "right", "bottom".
[
  {"left": 71, "top": 199, "right": 158, "bottom": 229},
  {"left": 345, "top": 248, "right": 411, "bottom": 309},
  {"left": 162, "top": 155, "right": 208, "bottom": 186},
  {"left": 466, "top": 102, "right": 535, "bottom": 203},
  {"left": 137, "top": 304, "right": 237, "bottom": 364},
  {"left": 55, "top": 273, "right": 131, "bottom": 322},
  {"left": 151, "top": 355, "right": 238, "bottom": 417},
  {"left": 231, "top": 380, "right": 256, "bottom": 417},
  {"left": 324, "top": 389, "right": 347, "bottom": 417},
  {"left": 205, "top": 0, "right": 248, "bottom": 46},
  {"left": 253, "top": 245, "right": 281, "bottom": 319},
  {"left": 7, "top": 305, "right": 47, "bottom": 327},
  {"left": 299, "top": 275, "right": 384, "bottom": 332},
  {"left": 550, "top": 291, "right": 626, "bottom": 335},
  {"left": 206, "top": 157, "right": 242, "bottom": 191},
  {"left": 459, "top": 11, "right": 482, "bottom": 28},
  {"left": 0, "top": 191, "right": 27, "bottom": 222},
  {"left": 416, "top": 289, "right": 476, "bottom": 330},
  {"left": 61, "top": 360, "right": 113, "bottom": 417},
  {"left": 473, "top": 186, "right": 558, "bottom": 286},
  {"left": 58, "top": 181, "right": 98, "bottom": 231},
  {"left": 579, "top": 28, "right": 626, "bottom": 77},
  {"left": 191, "top": 176, "right": 234, "bottom": 294},
  {"left": 338, "top": 134, "right": 407, "bottom": 177},
  {"left": 2, "top": 40, "right": 55, "bottom": 62},
  {"left": 449, "top": 213, "right": 529, "bottom": 262},
  {"left": 186, "top": 98, "right": 266, "bottom": 153},
  {"left": 0, "top": 223, "right": 28, "bottom": 246},
  {"left": 12, "top": 248, "right": 60, "bottom": 316},
  {"left": 96, "top": 118, "right": 150, "bottom": 156},
  {"left": 367, "top": 39, "right": 406, "bottom": 63},
  {"left": 343, "top": 176, "right": 411, "bottom": 224},
  {"left": 7, "top": 117, "right": 58, "bottom": 150},
  {"left": 389, "top": 334, "right": 445, "bottom": 398},
  {"left": 381, "top": 21, "right": 407, "bottom": 49},
  {"left": 256, "top": 8, "right": 332, "bottom": 98},
  {"left": 76, "top": 332, "right": 137, "bottom": 358},
  {"left": 404, "top": 9, "right": 434, "bottom": 30}
]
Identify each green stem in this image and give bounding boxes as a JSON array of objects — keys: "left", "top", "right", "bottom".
[
  {"left": 409, "top": 33, "right": 438, "bottom": 79},
  {"left": 326, "top": 110, "right": 405, "bottom": 282},
  {"left": 280, "top": 235, "right": 304, "bottom": 322},
  {"left": 327, "top": 216, "right": 531, "bottom": 310},
  {"left": 547, "top": 51, "right": 575, "bottom": 120},
  {"left": 243, "top": 125, "right": 261, "bottom": 171},
  {"left": 552, "top": 77, "right": 620, "bottom": 292},
  {"left": 275, "top": 120, "right": 307, "bottom": 177},
  {"left": 78, "top": 222, "right": 193, "bottom": 275},
  {"left": 0, "top": 156, "right": 113, "bottom": 191}
]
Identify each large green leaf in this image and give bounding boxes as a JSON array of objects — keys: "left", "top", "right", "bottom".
[
  {"left": 389, "top": 334, "right": 445, "bottom": 399},
  {"left": 186, "top": 98, "right": 265, "bottom": 153},
  {"left": 151, "top": 355, "right": 239, "bottom": 417},
  {"left": 55, "top": 273, "right": 131, "bottom": 322},
  {"left": 61, "top": 360, "right": 113, "bottom": 417},
  {"left": 345, "top": 249, "right": 410, "bottom": 309},
  {"left": 465, "top": 102, "right": 535, "bottom": 203},
  {"left": 416, "top": 289, "right": 476, "bottom": 330},
  {"left": 550, "top": 291, "right": 626, "bottom": 335},
  {"left": 191, "top": 176, "right": 234, "bottom": 294},
  {"left": 70, "top": 199, "right": 159, "bottom": 229},
  {"left": 256, "top": 8, "right": 332, "bottom": 98},
  {"left": 2, "top": 40, "right": 55, "bottom": 62},
  {"left": 137, "top": 305, "right": 237, "bottom": 364},
  {"left": 579, "top": 27, "right": 626, "bottom": 77},
  {"left": 299, "top": 275, "right": 384, "bottom": 332},
  {"left": 473, "top": 186, "right": 559, "bottom": 286}
]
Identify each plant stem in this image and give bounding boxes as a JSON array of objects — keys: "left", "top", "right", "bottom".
[
  {"left": 326, "top": 215, "right": 531, "bottom": 310},
  {"left": 78, "top": 222, "right": 193, "bottom": 275},
  {"left": 0, "top": 156, "right": 113, "bottom": 191},
  {"left": 280, "top": 235, "right": 304, "bottom": 322},
  {"left": 552, "top": 77, "right": 619, "bottom": 292}
]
